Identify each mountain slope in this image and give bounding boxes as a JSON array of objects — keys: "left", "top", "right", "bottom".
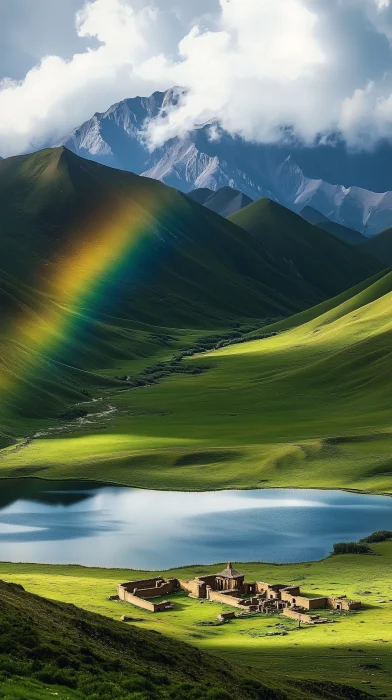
[
  {"left": 60, "top": 88, "right": 392, "bottom": 236},
  {"left": 8, "top": 265, "right": 392, "bottom": 495},
  {"left": 0, "top": 146, "right": 340, "bottom": 327},
  {"left": 188, "top": 186, "right": 253, "bottom": 216},
  {"left": 361, "top": 225, "right": 392, "bottom": 265},
  {"left": 300, "top": 206, "right": 365, "bottom": 246},
  {"left": 229, "top": 198, "right": 380, "bottom": 294},
  {"left": 0, "top": 146, "right": 379, "bottom": 439}
]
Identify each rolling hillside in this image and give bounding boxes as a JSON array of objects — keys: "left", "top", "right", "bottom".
[
  {"left": 0, "top": 147, "right": 380, "bottom": 442},
  {"left": 6, "top": 265, "right": 392, "bottom": 493}
]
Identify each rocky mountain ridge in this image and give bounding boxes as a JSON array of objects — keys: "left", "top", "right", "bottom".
[{"left": 60, "top": 88, "right": 392, "bottom": 237}]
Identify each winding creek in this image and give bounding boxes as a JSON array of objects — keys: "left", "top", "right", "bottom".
[{"left": 0, "top": 480, "right": 391, "bottom": 568}]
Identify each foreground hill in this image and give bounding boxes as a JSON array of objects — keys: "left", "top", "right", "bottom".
[
  {"left": 1, "top": 577, "right": 354, "bottom": 700},
  {"left": 0, "top": 572, "right": 378, "bottom": 700},
  {"left": 188, "top": 186, "right": 253, "bottom": 216}
]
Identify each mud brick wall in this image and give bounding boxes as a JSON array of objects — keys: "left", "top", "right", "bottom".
[
  {"left": 134, "top": 582, "right": 177, "bottom": 599},
  {"left": 283, "top": 608, "right": 316, "bottom": 624},
  {"left": 179, "top": 579, "right": 202, "bottom": 597},
  {"left": 122, "top": 593, "right": 157, "bottom": 612},
  {"left": 207, "top": 590, "right": 243, "bottom": 607},
  {"left": 295, "top": 596, "right": 328, "bottom": 610}
]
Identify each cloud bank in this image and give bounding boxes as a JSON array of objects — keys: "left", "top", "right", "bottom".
[{"left": 2, "top": 0, "right": 392, "bottom": 156}]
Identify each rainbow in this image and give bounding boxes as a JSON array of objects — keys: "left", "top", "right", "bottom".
[{"left": 0, "top": 191, "right": 165, "bottom": 401}]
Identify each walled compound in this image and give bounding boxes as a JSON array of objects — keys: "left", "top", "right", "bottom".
[{"left": 117, "top": 562, "right": 361, "bottom": 622}]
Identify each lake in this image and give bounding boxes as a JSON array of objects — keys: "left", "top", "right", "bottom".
[{"left": 0, "top": 480, "right": 391, "bottom": 569}]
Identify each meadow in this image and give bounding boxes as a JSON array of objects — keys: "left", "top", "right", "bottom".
[
  {"left": 1, "top": 543, "right": 391, "bottom": 697},
  {"left": 2, "top": 269, "right": 392, "bottom": 494}
]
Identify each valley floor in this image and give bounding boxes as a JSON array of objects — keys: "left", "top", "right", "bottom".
[{"left": 1, "top": 545, "right": 392, "bottom": 697}]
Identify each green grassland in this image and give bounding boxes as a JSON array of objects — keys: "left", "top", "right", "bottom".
[
  {"left": 0, "top": 578, "right": 313, "bottom": 700},
  {"left": 3, "top": 267, "right": 392, "bottom": 493},
  {"left": 1, "top": 544, "right": 391, "bottom": 697},
  {"left": 0, "top": 149, "right": 391, "bottom": 698}
]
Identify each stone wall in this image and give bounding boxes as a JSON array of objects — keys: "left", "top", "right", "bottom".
[
  {"left": 344, "top": 600, "right": 361, "bottom": 611},
  {"left": 179, "top": 579, "right": 205, "bottom": 598},
  {"left": 282, "top": 608, "right": 324, "bottom": 624},
  {"left": 328, "top": 597, "right": 362, "bottom": 611},
  {"left": 131, "top": 581, "right": 177, "bottom": 599},
  {"left": 127, "top": 577, "right": 166, "bottom": 590},
  {"left": 207, "top": 589, "right": 243, "bottom": 607},
  {"left": 121, "top": 592, "right": 173, "bottom": 612},
  {"left": 280, "top": 587, "right": 301, "bottom": 602},
  {"left": 118, "top": 578, "right": 178, "bottom": 600},
  {"left": 121, "top": 592, "right": 157, "bottom": 612},
  {"left": 294, "top": 596, "right": 328, "bottom": 610},
  {"left": 257, "top": 582, "right": 286, "bottom": 598}
]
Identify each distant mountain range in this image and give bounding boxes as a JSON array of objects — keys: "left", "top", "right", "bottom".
[{"left": 60, "top": 88, "right": 392, "bottom": 237}]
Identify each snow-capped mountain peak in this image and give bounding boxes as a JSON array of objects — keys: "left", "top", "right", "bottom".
[{"left": 59, "top": 88, "right": 392, "bottom": 236}]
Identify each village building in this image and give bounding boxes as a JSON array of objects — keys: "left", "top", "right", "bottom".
[
  {"left": 117, "top": 563, "right": 361, "bottom": 620},
  {"left": 117, "top": 576, "right": 178, "bottom": 612}
]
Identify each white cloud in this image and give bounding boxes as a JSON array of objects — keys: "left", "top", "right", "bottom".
[
  {"left": 143, "top": 0, "right": 327, "bottom": 147},
  {"left": 0, "top": 0, "right": 173, "bottom": 155},
  {"left": 2, "top": 0, "right": 392, "bottom": 155}
]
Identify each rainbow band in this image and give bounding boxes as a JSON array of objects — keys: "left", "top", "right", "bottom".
[{"left": 0, "top": 193, "right": 162, "bottom": 397}]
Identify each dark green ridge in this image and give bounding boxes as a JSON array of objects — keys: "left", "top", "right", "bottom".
[
  {"left": 361, "top": 224, "right": 392, "bottom": 265},
  {"left": 229, "top": 197, "right": 381, "bottom": 297},
  {"left": 299, "top": 206, "right": 365, "bottom": 246}
]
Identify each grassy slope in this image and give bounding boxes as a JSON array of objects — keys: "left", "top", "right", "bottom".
[
  {"left": 0, "top": 151, "right": 381, "bottom": 448},
  {"left": 0, "top": 578, "right": 324, "bottom": 700},
  {"left": 0, "top": 547, "right": 391, "bottom": 697},
  {"left": 3, "top": 147, "right": 379, "bottom": 442},
  {"left": 3, "top": 268, "right": 392, "bottom": 492}
]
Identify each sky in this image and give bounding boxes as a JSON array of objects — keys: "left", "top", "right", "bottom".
[{"left": 1, "top": 0, "right": 392, "bottom": 156}]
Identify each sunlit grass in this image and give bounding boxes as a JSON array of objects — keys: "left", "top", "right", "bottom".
[{"left": 2, "top": 543, "right": 392, "bottom": 695}]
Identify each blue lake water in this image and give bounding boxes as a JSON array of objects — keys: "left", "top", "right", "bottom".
[{"left": 0, "top": 480, "right": 391, "bottom": 569}]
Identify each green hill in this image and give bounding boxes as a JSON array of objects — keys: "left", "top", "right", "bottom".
[
  {"left": 0, "top": 148, "right": 380, "bottom": 441},
  {"left": 2, "top": 147, "right": 360, "bottom": 330},
  {"left": 5, "top": 264, "right": 392, "bottom": 492},
  {"left": 229, "top": 198, "right": 380, "bottom": 294}
]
